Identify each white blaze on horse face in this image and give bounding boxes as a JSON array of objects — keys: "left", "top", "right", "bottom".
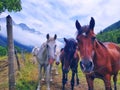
[
  {"left": 47, "top": 41, "right": 56, "bottom": 59},
  {"left": 82, "top": 32, "right": 86, "bottom": 36}
]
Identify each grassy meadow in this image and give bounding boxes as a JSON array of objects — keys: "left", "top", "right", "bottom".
[{"left": 0, "top": 53, "right": 120, "bottom": 90}]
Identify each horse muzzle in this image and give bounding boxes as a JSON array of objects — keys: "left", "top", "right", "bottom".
[
  {"left": 80, "top": 59, "right": 94, "bottom": 73},
  {"left": 48, "top": 58, "right": 55, "bottom": 65},
  {"left": 56, "top": 62, "right": 60, "bottom": 65}
]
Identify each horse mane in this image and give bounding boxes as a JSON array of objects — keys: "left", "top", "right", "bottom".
[
  {"left": 38, "top": 42, "right": 47, "bottom": 56},
  {"left": 97, "top": 40, "right": 107, "bottom": 49},
  {"left": 76, "top": 25, "right": 90, "bottom": 35},
  {"left": 47, "top": 37, "right": 56, "bottom": 43},
  {"left": 64, "top": 38, "right": 76, "bottom": 52}
]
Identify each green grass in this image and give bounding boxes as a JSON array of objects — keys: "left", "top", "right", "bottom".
[
  {"left": 0, "top": 53, "right": 120, "bottom": 90},
  {"left": 16, "top": 53, "right": 38, "bottom": 90},
  {"left": 0, "top": 55, "right": 7, "bottom": 61}
]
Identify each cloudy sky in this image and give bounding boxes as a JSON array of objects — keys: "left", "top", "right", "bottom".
[{"left": 1, "top": 0, "right": 120, "bottom": 46}]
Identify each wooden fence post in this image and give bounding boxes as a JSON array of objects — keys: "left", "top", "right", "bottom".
[{"left": 6, "top": 15, "right": 16, "bottom": 90}]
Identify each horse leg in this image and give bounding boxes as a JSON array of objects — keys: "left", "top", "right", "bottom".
[
  {"left": 46, "top": 64, "right": 51, "bottom": 90},
  {"left": 75, "top": 66, "right": 79, "bottom": 85},
  {"left": 113, "top": 74, "right": 118, "bottom": 90},
  {"left": 37, "top": 64, "right": 42, "bottom": 90},
  {"left": 86, "top": 75, "right": 94, "bottom": 90},
  {"left": 62, "top": 72, "right": 67, "bottom": 90},
  {"left": 71, "top": 71, "right": 75, "bottom": 90},
  {"left": 55, "top": 64, "right": 59, "bottom": 75},
  {"left": 41, "top": 65, "right": 46, "bottom": 81},
  {"left": 103, "top": 74, "right": 112, "bottom": 90},
  {"left": 50, "top": 64, "right": 53, "bottom": 82}
]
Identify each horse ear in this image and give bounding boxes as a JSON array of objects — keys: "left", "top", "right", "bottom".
[
  {"left": 64, "top": 38, "right": 68, "bottom": 43},
  {"left": 75, "top": 20, "right": 81, "bottom": 31},
  {"left": 89, "top": 17, "right": 95, "bottom": 30},
  {"left": 46, "top": 34, "right": 49, "bottom": 40},
  {"left": 54, "top": 34, "right": 57, "bottom": 40}
]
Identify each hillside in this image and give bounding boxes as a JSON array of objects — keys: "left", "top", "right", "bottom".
[
  {"left": 99, "top": 20, "right": 120, "bottom": 33},
  {"left": 0, "top": 34, "right": 33, "bottom": 52},
  {"left": 97, "top": 20, "right": 120, "bottom": 43}
]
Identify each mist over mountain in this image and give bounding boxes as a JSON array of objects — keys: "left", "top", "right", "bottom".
[
  {"left": 0, "top": 34, "right": 33, "bottom": 52},
  {"left": 0, "top": 17, "right": 64, "bottom": 52}
]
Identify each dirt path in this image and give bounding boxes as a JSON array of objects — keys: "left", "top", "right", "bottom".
[
  {"left": 0, "top": 60, "right": 8, "bottom": 90},
  {"left": 39, "top": 70, "right": 88, "bottom": 90}
]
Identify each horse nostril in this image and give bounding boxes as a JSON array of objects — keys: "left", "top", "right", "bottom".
[
  {"left": 80, "top": 60, "right": 94, "bottom": 73},
  {"left": 90, "top": 61, "right": 94, "bottom": 69},
  {"left": 56, "top": 62, "right": 59, "bottom": 65},
  {"left": 89, "top": 61, "right": 93, "bottom": 67},
  {"left": 80, "top": 61, "right": 86, "bottom": 71}
]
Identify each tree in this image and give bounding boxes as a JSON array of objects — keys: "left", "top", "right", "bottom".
[
  {"left": 117, "top": 37, "right": 120, "bottom": 43},
  {"left": 0, "top": 0, "right": 22, "bottom": 13}
]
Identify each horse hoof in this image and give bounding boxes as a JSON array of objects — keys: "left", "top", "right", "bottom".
[
  {"left": 55, "top": 72, "right": 59, "bottom": 75},
  {"left": 50, "top": 78, "right": 53, "bottom": 82},
  {"left": 47, "top": 87, "right": 50, "bottom": 90},
  {"left": 41, "top": 78, "right": 45, "bottom": 82},
  {"left": 37, "top": 86, "right": 41, "bottom": 90}
]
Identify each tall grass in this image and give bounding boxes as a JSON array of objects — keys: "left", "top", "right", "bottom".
[
  {"left": 0, "top": 53, "right": 120, "bottom": 90},
  {"left": 16, "top": 53, "right": 38, "bottom": 90}
]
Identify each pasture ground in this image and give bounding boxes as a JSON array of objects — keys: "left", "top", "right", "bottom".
[{"left": 0, "top": 54, "right": 120, "bottom": 90}]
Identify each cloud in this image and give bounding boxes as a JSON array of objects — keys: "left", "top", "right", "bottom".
[{"left": 1, "top": 0, "right": 120, "bottom": 46}]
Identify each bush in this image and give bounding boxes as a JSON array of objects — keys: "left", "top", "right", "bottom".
[{"left": 0, "top": 46, "right": 7, "bottom": 56}]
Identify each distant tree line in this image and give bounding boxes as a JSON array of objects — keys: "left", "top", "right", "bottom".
[
  {"left": 0, "top": 46, "right": 7, "bottom": 56},
  {"left": 0, "top": 46, "right": 21, "bottom": 56},
  {"left": 96, "top": 29, "right": 120, "bottom": 44}
]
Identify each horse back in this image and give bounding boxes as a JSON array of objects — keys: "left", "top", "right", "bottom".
[{"left": 104, "top": 42, "right": 120, "bottom": 72}]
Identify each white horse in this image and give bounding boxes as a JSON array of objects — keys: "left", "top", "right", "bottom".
[
  {"left": 32, "top": 34, "right": 60, "bottom": 90},
  {"left": 32, "top": 46, "right": 40, "bottom": 64}
]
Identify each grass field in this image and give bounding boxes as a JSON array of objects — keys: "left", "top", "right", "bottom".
[{"left": 0, "top": 53, "right": 120, "bottom": 90}]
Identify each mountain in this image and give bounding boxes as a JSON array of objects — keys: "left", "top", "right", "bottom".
[
  {"left": 0, "top": 17, "right": 64, "bottom": 51},
  {"left": 18, "top": 23, "right": 36, "bottom": 32},
  {"left": 0, "top": 34, "right": 33, "bottom": 52},
  {"left": 17, "top": 23, "right": 42, "bottom": 35},
  {"left": 97, "top": 20, "right": 120, "bottom": 43},
  {"left": 0, "top": 17, "right": 42, "bottom": 34},
  {"left": 0, "top": 17, "right": 43, "bottom": 52},
  {"left": 101, "top": 20, "right": 120, "bottom": 33}
]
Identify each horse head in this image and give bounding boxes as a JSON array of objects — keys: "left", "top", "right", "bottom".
[
  {"left": 62, "top": 38, "right": 77, "bottom": 73},
  {"left": 32, "top": 47, "right": 40, "bottom": 56},
  {"left": 46, "top": 34, "right": 57, "bottom": 64},
  {"left": 75, "top": 17, "right": 96, "bottom": 73}
]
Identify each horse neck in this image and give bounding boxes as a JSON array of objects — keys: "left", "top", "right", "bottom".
[
  {"left": 93, "top": 40, "right": 108, "bottom": 61},
  {"left": 74, "top": 49, "right": 80, "bottom": 60},
  {"left": 38, "top": 43, "right": 48, "bottom": 59}
]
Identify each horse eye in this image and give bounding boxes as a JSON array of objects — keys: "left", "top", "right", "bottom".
[
  {"left": 47, "top": 44, "right": 49, "bottom": 48},
  {"left": 91, "top": 37, "right": 96, "bottom": 42},
  {"left": 77, "top": 38, "right": 80, "bottom": 43},
  {"left": 55, "top": 45, "right": 57, "bottom": 48}
]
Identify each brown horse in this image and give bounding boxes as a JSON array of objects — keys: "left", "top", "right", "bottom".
[{"left": 75, "top": 17, "right": 120, "bottom": 90}]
